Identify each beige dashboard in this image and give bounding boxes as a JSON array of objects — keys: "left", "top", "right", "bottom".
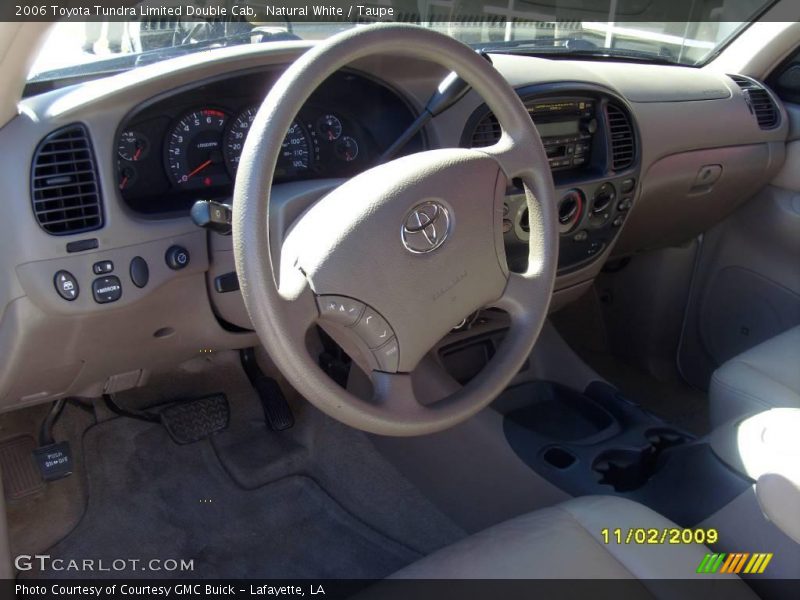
[{"left": 0, "top": 41, "right": 788, "bottom": 411}]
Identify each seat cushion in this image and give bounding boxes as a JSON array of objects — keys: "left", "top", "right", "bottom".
[
  {"left": 390, "top": 496, "right": 753, "bottom": 597},
  {"left": 710, "top": 325, "right": 800, "bottom": 427}
]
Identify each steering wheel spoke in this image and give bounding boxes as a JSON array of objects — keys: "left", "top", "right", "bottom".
[
  {"left": 370, "top": 371, "right": 426, "bottom": 417},
  {"left": 275, "top": 266, "right": 321, "bottom": 341}
]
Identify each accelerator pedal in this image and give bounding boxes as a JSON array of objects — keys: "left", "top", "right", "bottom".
[
  {"left": 240, "top": 348, "right": 294, "bottom": 431},
  {"left": 160, "top": 394, "right": 230, "bottom": 445}
]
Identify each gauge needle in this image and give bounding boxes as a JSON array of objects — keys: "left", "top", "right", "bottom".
[
  {"left": 186, "top": 159, "right": 212, "bottom": 180},
  {"left": 119, "top": 176, "right": 128, "bottom": 190},
  {"left": 133, "top": 147, "right": 142, "bottom": 161}
]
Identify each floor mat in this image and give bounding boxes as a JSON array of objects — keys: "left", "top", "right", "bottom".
[{"left": 31, "top": 417, "right": 420, "bottom": 579}]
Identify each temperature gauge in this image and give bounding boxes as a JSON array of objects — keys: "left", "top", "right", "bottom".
[
  {"left": 317, "top": 114, "right": 343, "bottom": 141},
  {"left": 118, "top": 165, "right": 137, "bottom": 191},
  {"left": 335, "top": 136, "right": 359, "bottom": 162},
  {"left": 118, "top": 130, "right": 148, "bottom": 162}
]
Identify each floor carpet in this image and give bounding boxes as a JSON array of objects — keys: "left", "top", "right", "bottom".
[{"left": 29, "top": 416, "right": 422, "bottom": 579}]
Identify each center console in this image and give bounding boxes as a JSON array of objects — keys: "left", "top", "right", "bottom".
[
  {"left": 498, "top": 380, "right": 751, "bottom": 526},
  {"left": 463, "top": 86, "right": 641, "bottom": 275}
]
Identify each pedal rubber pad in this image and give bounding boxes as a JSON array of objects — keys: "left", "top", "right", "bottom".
[
  {"left": 254, "top": 377, "right": 295, "bottom": 431},
  {"left": 33, "top": 441, "right": 73, "bottom": 482},
  {"left": 0, "top": 435, "right": 45, "bottom": 499},
  {"left": 160, "top": 394, "right": 229, "bottom": 445}
]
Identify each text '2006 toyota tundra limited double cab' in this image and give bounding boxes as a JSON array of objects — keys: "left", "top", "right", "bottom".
[{"left": 0, "top": 1, "right": 799, "bottom": 598}]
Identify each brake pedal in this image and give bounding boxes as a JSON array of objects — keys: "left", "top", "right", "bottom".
[
  {"left": 0, "top": 436, "right": 45, "bottom": 499},
  {"left": 160, "top": 394, "right": 230, "bottom": 445},
  {"left": 240, "top": 348, "right": 294, "bottom": 431}
]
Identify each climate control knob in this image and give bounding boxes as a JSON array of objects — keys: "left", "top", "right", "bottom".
[
  {"left": 557, "top": 189, "right": 584, "bottom": 233},
  {"left": 591, "top": 182, "right": 616, "bottom": 214}
]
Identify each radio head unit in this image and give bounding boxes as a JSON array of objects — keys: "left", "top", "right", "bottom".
[{"left": 529, "top": 99, "right": 597, "bottom": 171}]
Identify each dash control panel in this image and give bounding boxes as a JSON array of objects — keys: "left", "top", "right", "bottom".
[
  {"left": 503, "top": 176, "right": 637, "bottom": 274},
  {"left": 318, "top": 295, "right": 399, "bottom": 372},
  {"left": 47, "top": 243, "right": 190, "bottom": 307}
]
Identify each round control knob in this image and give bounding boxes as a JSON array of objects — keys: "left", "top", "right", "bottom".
[
  {"left": 557, "top": 189, "right": 584, "bottom": 233},
  {"left": 591, "top": 182, "right": 616, "bottom": 214},
  {"left": 165, "top": 245, "right": 190, "bottom": 270},
  {"left": 582, "top": 118, "right": 598, "bottom": 135}
]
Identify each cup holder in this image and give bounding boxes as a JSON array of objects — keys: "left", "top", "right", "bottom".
[
  {"left": 592, "top": 428, "right": 691, "bottom": 492},
  {"left": 543, "top": 446, "right": 577, "bottom": 469}
]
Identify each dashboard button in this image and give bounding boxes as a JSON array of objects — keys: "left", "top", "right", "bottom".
[
  {"left": 352, "top": 308, "right": 393, "bottom": 348},
  {"left": 129, "top": 256, "right": 149, "bottom": 288},
  {"left": 54, "top": 271, "right": 79, "bottom": 301},
  {"left": 573, "top": 230, "right": 588, "bottom": 242},
  {"left": 165, "top": 245, "right": 190, "bottom": 270},
  {"left": 621, "top": 178, "right": 636, "bottom": 193},
  {"left": 318, "top": 296, "right": 364, "bottom": 326},
  {"left": 613, "top": 216, "right": 625, "bottom": 227},
  {"left": 617, "top": 198, "right": 633, "bottom": 211},
  {"left": 92, "top": 260, "right": 114, "bottom": 275},
  {"left": 92, "top": 276, "right": 122, "bottom": 304},
  {"left": 373, "top": 338, "right": 399, "bottom": 372}
]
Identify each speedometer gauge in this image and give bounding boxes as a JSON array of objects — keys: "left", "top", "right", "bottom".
[
  {"left": 166, "top": 109, "right": 229, "bottom": 188},
  {"left": 224, "top": 107, "right": 314, "bottom": 179}
]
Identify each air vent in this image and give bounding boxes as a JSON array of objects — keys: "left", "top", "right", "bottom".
[
  {"left": 469, "top": 112, "right": 502, "bottom": 148},
  {"left": 729, "top": 75, "right": 779, "bottom": 129},
  {"left": 606, "top": 104, "right": 635, "bottom": 171},
  {"left": 31, "top": 124, "right": 103, "bottom": 235}
]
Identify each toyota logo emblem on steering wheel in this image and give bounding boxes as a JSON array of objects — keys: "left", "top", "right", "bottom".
[{"left": 401, "top": 201, "right": 451, "bottom": 254}]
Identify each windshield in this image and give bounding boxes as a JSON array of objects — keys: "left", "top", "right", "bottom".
[{"left": 29, "top": 0, "right": 774, "bottom": 82}]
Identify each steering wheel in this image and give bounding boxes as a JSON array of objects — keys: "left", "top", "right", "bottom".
[{"left": 232, "top": 24, "right": 557, "bottom": 436}]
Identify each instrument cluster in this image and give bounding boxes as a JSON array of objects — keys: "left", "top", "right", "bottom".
[{"left": 115, "top": 70, "right": 422, "bottom": 215}]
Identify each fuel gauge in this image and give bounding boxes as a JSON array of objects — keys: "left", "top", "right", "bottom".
[
  {"left": 118, "top": 130, "right": 148, "bottom": 162},
  {"left": 335, "top": 136, "right": 359, "bottom": 162}
]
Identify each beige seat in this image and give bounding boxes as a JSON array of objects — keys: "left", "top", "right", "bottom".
[
  {"left": 389, "top": 495, "right": 755, "bottom": 597},
  {"left": 710, "top": 325, "right": 800, "bottom": 427}
]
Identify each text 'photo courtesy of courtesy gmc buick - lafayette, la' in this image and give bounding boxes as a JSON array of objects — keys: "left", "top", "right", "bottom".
[{"left": 0, "top": 1, "right": 799, "bottom": 599}]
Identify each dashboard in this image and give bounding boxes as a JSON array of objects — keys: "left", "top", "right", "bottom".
[
  {"left": 116, "top": 69, "right": 423, "bottom": 214},
  {"left": 0, "top": 42, "right": 788, "bottom": 412}
]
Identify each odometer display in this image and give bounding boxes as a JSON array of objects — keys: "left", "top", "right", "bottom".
[
  {"left": 224, "top": 107, "right": 314, "bottom": 179},
  {"left": 166, "top": 109, "right": 229, "bottom": 189}
]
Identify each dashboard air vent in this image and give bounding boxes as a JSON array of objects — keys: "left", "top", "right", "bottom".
[
  {"left": 31, "top": 124, "right": 103, "bottom": 235},
  {"left": 729, "top": 75, "right": 779, "bottom": 129},
  {"left": 470, "top": 113, "right": 502, "bottom": 148},
  {"left": 606, "top": 104, "right": 635, "bottom": 171}
]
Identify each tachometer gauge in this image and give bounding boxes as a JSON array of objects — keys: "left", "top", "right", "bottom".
[
  {"left": 166, "top": 109, "right": 229, "bottom": 188},
  {"left": 316, "top": 114, "right": 342, "bottom": 141},
  {"left": 335, "top": 136, "right": 359, "bottom": 162},
  {"left": 225, "top": 106, "right": 314, "bottom": 178},
  {"left": 118, "top": 130, "right": 148, "bottom": 161}
]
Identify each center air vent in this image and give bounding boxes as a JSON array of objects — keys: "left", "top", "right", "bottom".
[
  {"left": 470, "top": 112, "right": 502, "bottom": 148},
  {"left": 606, "top": 104, "right": 635, "bottom": 171},
  {"left": 31, "top": 124, "right": 103, "bottom": 235},
  {"left": 729, "top": 75, "right": 779, "bottom": 129}
]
